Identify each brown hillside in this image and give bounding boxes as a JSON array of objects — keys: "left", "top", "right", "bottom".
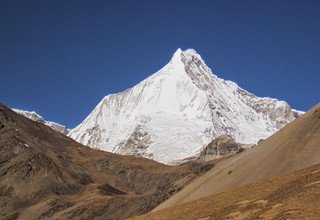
[
  {"left": 154, "top": 103, "right": 320, "bottom": 211},
  {"left": 0, "top": 103, "right": 213, "bottom": 220},
  {"left": 132, "top": 161, "right": 320, "bottom": 220}
]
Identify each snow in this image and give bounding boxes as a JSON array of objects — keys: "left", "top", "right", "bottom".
[
  {"left": 13, "top": 109, "right": 69, "bottom": 134},
  {"left": 69, "top": 48, "right": 300, "bottom": 164},
  {"left": 292, "top": 109, "right": 305, "bottom": 115}
]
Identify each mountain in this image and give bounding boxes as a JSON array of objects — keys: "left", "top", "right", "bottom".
[
  {"left": 69, "top": 48, "right": 301, "bottom": 164},
  {"left": 154, "top": 103, "right": 320, "bottom": 210},
  {"left": 13, "top": 109, "right": 69, "bottom": 134},
  {"left": 132, "top": 162, "right": 320, "bottom": 220},
  {"left": 0, "top": 103, "right": 213, "bottom": 219}
]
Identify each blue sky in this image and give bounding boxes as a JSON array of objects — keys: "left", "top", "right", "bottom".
[{"left": 1, "top": 0, "right": 319, "bottom": 128}]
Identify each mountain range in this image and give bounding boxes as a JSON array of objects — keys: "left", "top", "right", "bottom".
[
  {"left": 2, "top": 48, "right": 319, "bottom": 220},
  {"left": 1, "top": 102, "right": 319, "bottom": 219}
]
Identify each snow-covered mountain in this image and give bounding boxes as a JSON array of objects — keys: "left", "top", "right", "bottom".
[
  {"left": 13, "top": 109, "right": 69, "bottom": 134},
  {"left": 69, "top": 49, "right": 302, "bottom": 164}
]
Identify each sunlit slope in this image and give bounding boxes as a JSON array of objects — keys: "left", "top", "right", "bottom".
[
  {"left": 155, "top": 103, "right": 320, "bottom": 210},
  {"left": 133, "top": 162, "right": 320, "bottom": 220}
]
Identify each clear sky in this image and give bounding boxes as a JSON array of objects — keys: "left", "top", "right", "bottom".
[{"left": 1, "top": 0, "right": 319, "bottom": 128}]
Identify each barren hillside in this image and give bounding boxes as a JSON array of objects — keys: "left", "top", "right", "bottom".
[{"left": 0, "top": 103, "right": 213, "bottom": 220}]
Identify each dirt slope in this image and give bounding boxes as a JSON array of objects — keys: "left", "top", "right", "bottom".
[
  {"left": 0, "top": 103, "right": 213, "bottom": 220},
  {"left": 132, "top": 162, "right": 320, "bottom": 220},
  {"left": 154, "top": 103, "right": 320, "bottom": 211}
]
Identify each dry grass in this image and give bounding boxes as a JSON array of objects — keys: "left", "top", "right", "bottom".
[{"left": 132, "top": 162, "right": 320, "bottom": 220}]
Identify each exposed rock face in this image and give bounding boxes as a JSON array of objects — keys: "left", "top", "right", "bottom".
[
  {"left": 200, "top": 135, "right": 243, "bottom": 161},
  {"left": 13, "top": 109, "right": 69, "bottom": 134},
  {"left": 69, "top": 49, "right": 302, "bottom": 164},
  {"left": 117, "top": 124, "right": 152, "bottom": 158}
]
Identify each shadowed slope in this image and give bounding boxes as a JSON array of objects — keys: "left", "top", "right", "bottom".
[
  {"left": 0, "top": 103, "right": 213, "bottom": 220},
  {"left": 154, "top": 103, "right": 320, "bottom": 210}
]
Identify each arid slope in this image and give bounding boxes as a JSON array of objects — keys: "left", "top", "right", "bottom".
[
  {"left": 0, "top": 103, "right": 213, "bottom": 220},
  {"left": 132, "top": 162, "right": 320, "bottom": 220},
  {"left": 154, "top": 103, "right": 320, "bottom": 211}
]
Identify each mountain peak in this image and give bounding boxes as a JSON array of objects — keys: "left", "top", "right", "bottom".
[
  {"left": 174, "top": 48, "right": 182, "bottom": 54},
  {"left": 183, "top": 48, "right": 198, "bottom": 55},
  {"left": 169, "top": 48, "right": 205, "bottom": 70},
  {"left": 170, "top": 48, "right": 183, "bottom": 63},
  {"left": 171, "top": 48, "right": 200, "bottom": 60},
  {"left": 69, "top": 49, "right": 299, "bottom": 164}
]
